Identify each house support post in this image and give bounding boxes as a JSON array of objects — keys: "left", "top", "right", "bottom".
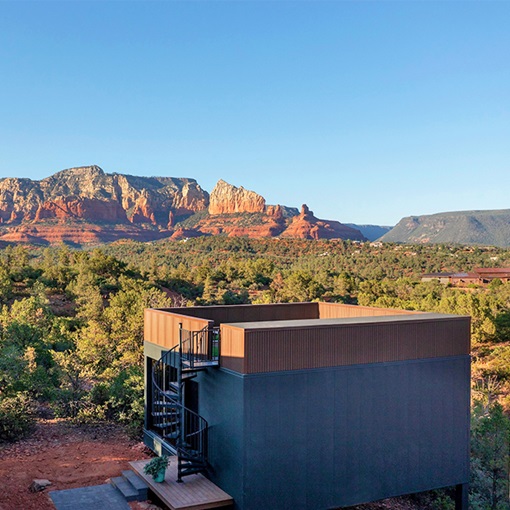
[{"left": 455, "top": 483, "right": 468, "bottom": 510}]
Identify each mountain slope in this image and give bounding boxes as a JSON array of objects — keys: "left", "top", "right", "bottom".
[{"left": 380, "top": 209, "right": 510, "bottom": 247}]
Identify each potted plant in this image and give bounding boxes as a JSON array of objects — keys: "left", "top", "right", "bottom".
[{"left": 143, "top": 455, "right": 169, "bottom": 483}]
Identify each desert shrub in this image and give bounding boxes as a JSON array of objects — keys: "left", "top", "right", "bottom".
[
  {"left": 75, "top": 403, "right": 108, "bottom": 424},
  {"left": 0, "top": 393, "right": 36, "bottom": 441},
  {"left": 51, "top": 388, "right": 84, "bottom": 419},
  {"left": 106, "top": 367, "right": 145, "bottom": 437}
]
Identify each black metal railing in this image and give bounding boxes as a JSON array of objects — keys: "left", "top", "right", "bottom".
[
  {"left": 177, "top": 406, "right": 208, "bottom": 459},
  {"left": 180, "top": 326, "right": 220, "bottom": 368},
  {"left": 150, "top": 325, "right": 220, "bottom": 481},
  {"left": 151, "top": 344, "right": 181, "bottom": 444}
]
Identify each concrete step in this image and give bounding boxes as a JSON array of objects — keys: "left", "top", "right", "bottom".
[
  {"left": 121, "top": 470, "right": 148, "bottom": 500},
  {"left": 110, "top": 476, "right": 139, "bottom": 502}
]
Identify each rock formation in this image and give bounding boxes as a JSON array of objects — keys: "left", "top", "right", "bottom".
[
  {"left": 280, "top": 204, "right": 366, "bottom": 241},
  {"left": 0, "top": 168, "right": 364, "bottom": 245},
  {"left": 33, "top": 197, "right": 128, "bottom": 223},
  {"left": 209, "top": 180, "right": 266, "bottom": 215},
  {"left": 0, "top": 166, "right": 209, "bottom": 244},
  {"left": 0, "top": 166, "right": 208, "bottom": 226}
]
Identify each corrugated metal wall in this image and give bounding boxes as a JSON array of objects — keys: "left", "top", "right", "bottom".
[
  {"left": 159, "top": 302, "right": 319, "bottom": 325},
  {"left": 151, "top": 302, "right": 418, "bottom": 326},
  {"left": 196, "top": 369, "right": 245, "bottom": 507},
  {"left": 240, "top": 356, "right": 470, "bottom": 509},
  {"left": 198, "top": 356, "right": 470, "bottom": 510},
  {"left": 145, "top": 302, "right": 422, "bottom": 348},
  {"left": 219, "top": 325, "right": 246, "bottom": 373},
  {"left": 144, "top": 309, "right": 213, "bottom": 349},
  {"left": 319, "top": 302, "right": 417, "bottom": 318},
  {"left": 224, "top": 316, "right": 469, "bottom": 374}
]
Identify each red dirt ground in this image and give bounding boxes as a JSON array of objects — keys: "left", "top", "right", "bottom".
[
  {"left": 0, "top": 419, "right": 162, "bottom": 510},
  {"left": 0, "top": 418, "right": 438, "bottom": 510}
]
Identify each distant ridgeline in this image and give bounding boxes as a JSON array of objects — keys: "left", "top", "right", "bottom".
[
  {"left": 0, "top": 166, "right": 366, "bottom": 245},
  {"left": 380, "top": 209, "right": 510, "bottom": 247}
]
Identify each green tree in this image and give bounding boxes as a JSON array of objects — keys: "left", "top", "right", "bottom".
[{"left": 471, "top": 402, "right": 510, "bottom": 510}]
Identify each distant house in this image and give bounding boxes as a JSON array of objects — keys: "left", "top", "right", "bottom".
[
  {"left": 422, "top": 267, "right": 510, "bottom": 286},
  {"left": 143, "top": 302, "right": 470, "bottom": 510}
]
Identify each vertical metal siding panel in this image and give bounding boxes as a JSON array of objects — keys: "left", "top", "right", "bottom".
[
  {"left": 242, "top": 317, "right": 470, "bottom": 374},
  {"left": 143, "top": 309, "right": 213, "bottom": 350},
  {"left": 162, "top": 302, "right": 319, "bottom": 324},
  {"left": 195, "top": 369, "right": 245, "bottom": 507},
  {"left": 146, "top": 308, "right": 470, "bottom": 374},
  {"left": 220, "top": 326, "right": 246, "bottom": 373},
  {"left": 157, "top": 311, "right": 164, "bottom": 347},
  {"left": 243, "top": 358, "right": 470, "bottom": 509},
  {"left": 144, "top": 309, "right": 150, "bottom": 342},
  {"left": 318, "top": 302, "right": 418, "bottom": 319}
]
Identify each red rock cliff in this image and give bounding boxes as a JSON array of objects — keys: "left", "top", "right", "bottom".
[
  {"left": 281, "top": 204, "right": 366, "bottom": 241},
  {"left": 209, "top": 180, "right": 266, "bottom": 215}
]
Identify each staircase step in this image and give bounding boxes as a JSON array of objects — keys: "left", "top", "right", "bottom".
[
  {"left": 121, "top": 470, "right": 148, "bottom": 500},
  {"left": 164, "top": 431, "right": 180, "bottom": 439},
  {"left": 168, "top": 382, "right": 180, "bottom": 392},
  {"left": 161, "top": 390, "right": 179, "bottom": 398},
  {"left": 153, "top": 400, "right": 179, "bottom": 408},
  {"left": 180, "top": 461, "right": 206, "bottom": 469},
  {"left": 153, "top": 422, "right": 174, "bottom": 429},
  {"left": 179, "top": 449, "right": 202, "bottom": 462},
  {"left": 179, "top": 467, "right": 206, "bottom": 477},
  {"left": 110, "top": 476, "right": 139, "bottom": 502},
  {"left": 152, "top": 411, "right": 179, "bottom": 418},
  {"left": 161, "top": 422, "right": 179, "bottom": 430}
]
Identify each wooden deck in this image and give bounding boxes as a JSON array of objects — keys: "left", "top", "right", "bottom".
[{"left": 129, "top": 458, "right": 233, "bottom": 510}]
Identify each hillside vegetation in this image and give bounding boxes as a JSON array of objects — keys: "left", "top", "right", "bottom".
[
  {"left": 381, "top": 209, "right": 510, "bottom": 247},
  {"left": 1, "top": 238, "right": 510, "bottom": 508}
]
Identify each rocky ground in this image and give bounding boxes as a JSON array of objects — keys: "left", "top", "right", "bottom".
[
  {"left": 0, "top": 419, "right": 161, "bottom": 510},
  {"left": 0, "top": 418, "right": 440, "bottom": 510}
]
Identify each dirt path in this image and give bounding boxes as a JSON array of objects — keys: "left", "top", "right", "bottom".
[{"left": 0, "top": 419, "right": 155, "bottom": 510}]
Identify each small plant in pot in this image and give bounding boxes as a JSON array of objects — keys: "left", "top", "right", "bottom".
[{"left": 144, "top": 455, "right": 169, "bottom": 483}]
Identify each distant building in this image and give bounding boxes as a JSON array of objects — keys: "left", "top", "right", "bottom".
[
  {"left": 422, "top": 267, "right": 510, "bottom": 286},
  {"left": 144, "top": 302, "right": 470, "bottom": 510}
]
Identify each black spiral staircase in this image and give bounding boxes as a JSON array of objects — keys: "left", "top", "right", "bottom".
[{"left": 151, "top": 325, "right": 219, "bottom": 482}]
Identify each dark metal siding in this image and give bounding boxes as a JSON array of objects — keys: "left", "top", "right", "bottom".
[
  {"left": 241, "top": 356, "right": 470, "bottom": 510},
  {"left": 241, "top": 317, "right": 470, "bottom": 374},
  {"left": 195, "top": 368, "right": 245, "bottom": 507}
]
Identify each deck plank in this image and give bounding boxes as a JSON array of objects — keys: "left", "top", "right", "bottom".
[{"left": 129, "top": 459, "right": 233, "bottom": 510}]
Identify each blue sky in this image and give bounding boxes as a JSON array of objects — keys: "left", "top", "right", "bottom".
[{"left": 0, "top": 1, "right": 508, "bottom": 225}]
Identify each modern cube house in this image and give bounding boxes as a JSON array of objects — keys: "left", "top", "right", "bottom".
[{"left": 143, "top": 302, "right": 470, "bottom": 510}]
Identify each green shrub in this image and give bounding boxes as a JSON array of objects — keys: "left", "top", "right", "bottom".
[
  {"left": 51, "top": 388, "right": 84, "bottom": 419},
  {"left": 75, "top": 403, "right": 107, "bottom": 424},
  {"left": 106, "top": 367, "right": 144, "bottom": 437},
  {"left": 0, "top": 393, "right": 36, "bottom": 441}
]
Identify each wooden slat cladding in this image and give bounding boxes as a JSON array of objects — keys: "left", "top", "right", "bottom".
[
  {"left": 319, "top": 302, "right": 416, "bottom": 319},
  {"left": 157, "top": 303, "right": 319, "bottom": 325},
  {"left": 144, "top": 309, "right": 212, "bottom": 349},
  {"left": 239, "top": 317, "right": 470, "bottom": 374}
]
